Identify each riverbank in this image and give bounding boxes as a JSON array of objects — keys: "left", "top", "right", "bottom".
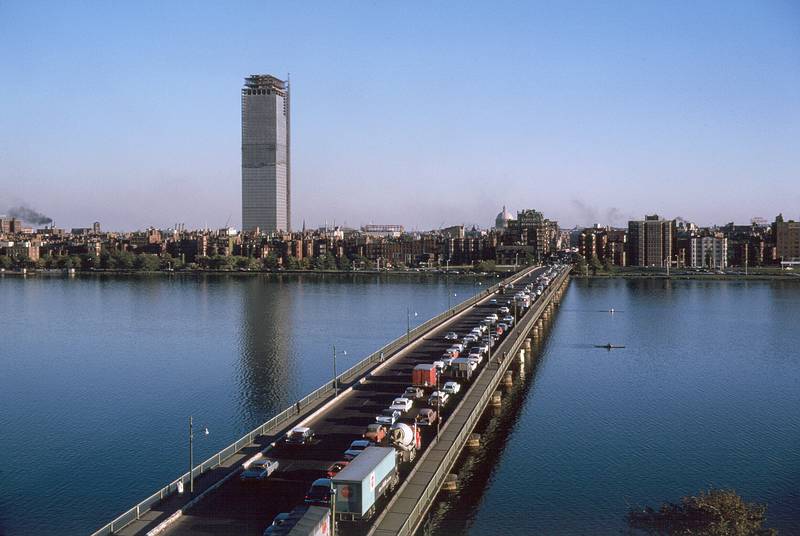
[
  {"left": 0, "top": 267, "right": 513, "bottom": 278},
  {"left": 574, "top": 269, "right": 798, "bottom": 281}
]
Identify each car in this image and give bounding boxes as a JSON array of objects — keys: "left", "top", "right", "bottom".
[
  {"left": 376, "top": 408, "right": 401, "bottom": 426},
  {"left": 263, "top": 512, "right": 291, "bottom": 535},
  {"left": 487, "top": 313, "right": 499, "bottom": 321},
  {"left": 449, "top": 343, "right": 465, "bottom": 352},
  {"left": 444, "top": 331, "right": 459, "bottom": 340},
  {"left": 326, "top": 460, "right": 350, "bottom": 478},
  {"left": 496, "top": 325, "right": 505, "bottom": 336},
  {"left": 482, "top": 335, "right": 495, "bottom": 348},
  {"left": 428, "top": 391, "right": 450, "bottom": 407},
  {"left": 390, "top": 397, "right": 413, "bottom": 413},
  {"left": 442, "top": 381, "right": 461, "bottom": 395},
  {"left": 285, "top": 426, "right": 315, "bottom": 445},
  {"left": 476, "top": 341, "right": 490, "bottom": 354},
  {"left": 463, "top": 334, "right": 478, "bottom": 344},
  {"left": 498, "top": 322, "right": 509, "bottom": 332},
  {"left": 240, "top": 458, "right": 279, "bottom": 481},
  {"left": 502, "top": 315, "right": 515, "bottom": 325},
  {"left": 444, "top": 348, "right": 459, "bottom": 358},
  {"left": 489, "top": 298, "right": 498, "bottom": 305},
  {"left": 498, "top": 306, "right": 510, "bottom": 314},
  {"left": 416, "top": 408, "right": 438, "bottom": 426},
  {"left": 305, "top": 478, "right": 332, "bottom": 505},
  {"left": 364, "top": 423, "right": 388, "bottom": 442},
  {"left": 432, "top": 360, "right": 446, "bottom": 373},
  {"left": 468, "top": 348, "right": 483, "bottom": 361},
  {"left": 343, "top": 439, "right": 375, "bottom": 460},
  {"left": 404, "top": 386, "right": 424, "bottom": 400}
]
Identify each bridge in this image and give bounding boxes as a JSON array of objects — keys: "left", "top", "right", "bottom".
[{"left": 93, "top": 264, "right": 570, "bottom": 536}]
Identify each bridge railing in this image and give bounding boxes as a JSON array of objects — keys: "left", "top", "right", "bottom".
[
  {"left": 379, "top": 267, "right": 571, "bottom": 536},
  {"left": 91, "top": 266, "right": 538, "bottom": 536}
]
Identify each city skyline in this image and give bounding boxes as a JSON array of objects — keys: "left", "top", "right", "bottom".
[{"left": 1, "top": 2, "right": 799, "bottom": 230}]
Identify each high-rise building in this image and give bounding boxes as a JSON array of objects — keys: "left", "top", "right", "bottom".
[
  {"left": 241, "top": 74, "right": 290, "bottom": 234},
  {"left": 774, "top": 214, "right": 800, "bottom": 260},
  {"left": 627, "top": 215, "right": 674, "bottom": 267},
  {"left": 690, "top": 235, "right": 728, "bottom": 269}
]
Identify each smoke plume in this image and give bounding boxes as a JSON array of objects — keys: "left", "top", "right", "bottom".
[{"left": 7, "top": 205, "right": 53, "bottom": 225}]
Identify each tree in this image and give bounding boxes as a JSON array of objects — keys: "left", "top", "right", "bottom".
[
  {"left": 0, "top": 256, "right": 12, "bottom": 270},
  {"left": 576, "top": 256, "right": 588, "bottom": 275},
  {"left": 81, "top": 254, "right": 99, "bottom": 271},
  {"left": 262, "top": 253, "right": 279, "bottom": 270},
  {"left": 628, "top": 488, "right": 776, "bottom": 536},
  {"left": 477, "top": 260, "right": 497, "bottom": 272},
  {"left": 133, "top": 254, "right": 161, "bottom": 271},
  {"left": 589, "top": 255, "right": 603, "bottom": 275}
]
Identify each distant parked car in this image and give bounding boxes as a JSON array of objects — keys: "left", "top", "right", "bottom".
[
  {"left": 390, "top": 397, "right": 414, "bottom": 413},
  {"left": 376, "top": 409, "right": 401, "bottom": 426},
  {"left": 240, "top": 458, "right": 279, "bottom": 482},
  {"left": 498, "top": 306, "right": 510, "bottom": 314},
  {"left": 305, "top": 478, "right": 332, "bottom": 505},
  {"left": 364, "top": 423, "right": 388, "bottom": 443},
  {"left": 404, "top": 386, "right": 424, "bottom": 400},
  {"left": 428, "top": 391, "right": 450, "bottom": 407},
  {"left": 416, "top": 408, "right": 438, "bottom": 426},
  {"left": 285, "top": 426, "right": 315, "bottom": 446},
  {"left": 344, "top": 439, "right": 374, "bottom": 460},
  {"left": 263, "top": 512, "right": 291, "bottom": 536},
  {"left": 444, "top": 331, "right": 459, "bottom": 340},
  {"left": 326, "top": 460, "right": 350, "bottom": 477},
  {"left": 442, "top": 381, "right": 461, "bottom": 395}
]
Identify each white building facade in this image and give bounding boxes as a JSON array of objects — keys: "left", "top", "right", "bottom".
[
  {"left": 242, "top": 74, "right": 290, "bottom": 233},
  {"left": 690, "top": 236, "right": 728, "bottom": 269}
]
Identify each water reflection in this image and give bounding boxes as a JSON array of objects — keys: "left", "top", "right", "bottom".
[{"left": 237, "top": 275, "right": 294, "bottom": 429}]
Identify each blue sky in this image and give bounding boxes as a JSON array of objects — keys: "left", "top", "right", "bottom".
[{"left": 1, "top": 1, "right": 798, "bottom": 231}]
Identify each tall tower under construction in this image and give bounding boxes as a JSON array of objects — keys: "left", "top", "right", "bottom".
[{"left": 241, "top": 74, "right": 290, "bottom": 233}]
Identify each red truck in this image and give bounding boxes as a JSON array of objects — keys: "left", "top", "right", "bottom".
[{"left": 412, "top": 363, "right": 437, "bottom": 388}]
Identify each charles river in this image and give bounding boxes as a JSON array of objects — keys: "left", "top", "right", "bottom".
[{"left": 1, "top": 273, "right": 798, "bottom": 535}]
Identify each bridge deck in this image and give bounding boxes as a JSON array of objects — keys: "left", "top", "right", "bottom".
[{"left": 120, "top": 266, "right": 551, "bottom": 536}]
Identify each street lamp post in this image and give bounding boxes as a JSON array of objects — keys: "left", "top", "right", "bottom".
[
  {"left": 436, "top": 371, "right": 441, "bottom": 439},
  {"left": 189, "top": 415, "right": 194, "bottom": 494},
  {"left": 332, "top": 345, "right": 346, "bottom": 396},
  {"left": 406, "top": 308, "right": 417, "bottom": 344}
]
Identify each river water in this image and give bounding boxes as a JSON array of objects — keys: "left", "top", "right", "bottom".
[
  {"left": 0, "top": 273, "right": 489, "bottom": 536},
  {"left": 423, "top": 278, "right": 800, "bottom": 535},
  {"left": 2, "top": 275, "right": 798, "bottom": 535}
]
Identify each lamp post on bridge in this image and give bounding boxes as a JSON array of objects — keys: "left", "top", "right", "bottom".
[
  {"left": 333, "top": 345, "right": 347, "bottom": 396},
  {"left": 188, "top": 416, "right": 209, "bottom": 494},
  {"left": 406, "top": 307, "right": 417, "bottom": 344}
]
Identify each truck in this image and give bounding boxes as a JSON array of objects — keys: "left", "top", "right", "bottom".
[
  {"left": 450, "top": 357, "right": 477, "bottom": 380},
  {"left": 332, "top": 446, "right": 399, "bottom": 521},
  {"left": 390, "top": 422, "right": 421, "bottom": 463},
  {"left": 412, "top": 363, "right": 437, "bottom": 388},
  {"left": 266, "top": 504, "right": 331, "bottom": 536}
]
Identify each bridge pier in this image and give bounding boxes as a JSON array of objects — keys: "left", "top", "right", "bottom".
[
  {"left": 442, "top": 474, "right": 459, "bottom": 492},
  {"left": 467, "top": 433, "right": 481, "bottom": 449},
  {"left": 503, "top": 370, "right": 513, "bottom": 387},
  {"left": 491, "top": 390, "right": 502, "bottom": 406}
]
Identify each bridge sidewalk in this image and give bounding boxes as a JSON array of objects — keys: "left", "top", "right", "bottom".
[{"left": 371, "top": 357, "right": 502, "bottom": 536}]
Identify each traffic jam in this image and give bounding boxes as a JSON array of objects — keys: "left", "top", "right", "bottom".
[{"left": 232, "top": 266, "right": 563, "bottom": 536}]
